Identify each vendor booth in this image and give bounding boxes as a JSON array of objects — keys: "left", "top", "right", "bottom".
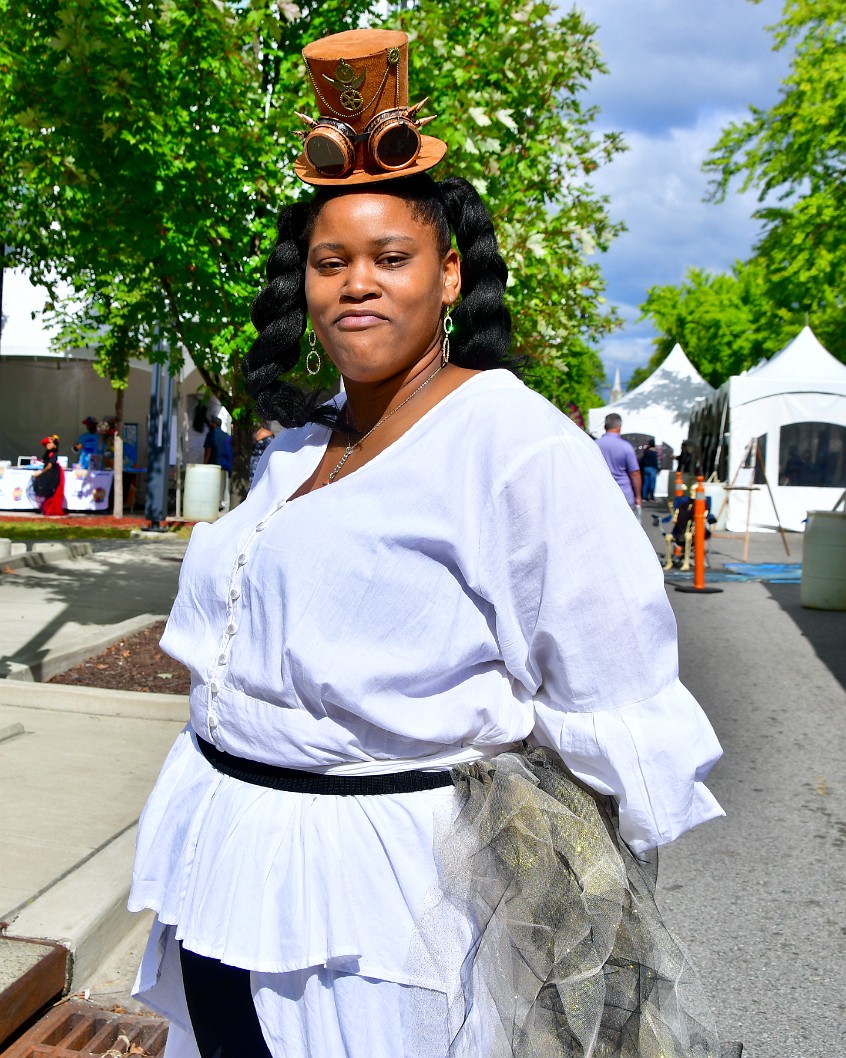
[
  {"left": 1, "top": 267, "right": 210, "bottom": 516},
  {"left": 688, "top": 327, "right": 846, "bottom": 533},
  {"left": 0, "top": 463, "right": 113, "bottom": 512},
  {"left": 588, "top": 344, "right": 714, "bottom": 496}
]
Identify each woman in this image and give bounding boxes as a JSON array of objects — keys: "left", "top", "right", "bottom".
[
  {"left": 31, "top": 435, "right": 65, "bottom": 516},
  {"left": 131, "top": 29, "right": 724, "bottom": 1058}
]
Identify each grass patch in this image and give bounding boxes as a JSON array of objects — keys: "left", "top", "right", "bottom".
[{"left": 0, "top": 522, "right": 134, "bottom": 542}]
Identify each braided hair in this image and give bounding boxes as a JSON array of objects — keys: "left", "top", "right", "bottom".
[{"left": 242, "top": 174, "right": 518, "bottom": 429}]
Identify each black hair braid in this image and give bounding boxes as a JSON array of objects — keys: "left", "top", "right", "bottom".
[
  {"left": 438, "top": 176, "right": 515, "bottom": 371},
  {"left": 243, "top": 202, "right": 334, "bottom": 428}
]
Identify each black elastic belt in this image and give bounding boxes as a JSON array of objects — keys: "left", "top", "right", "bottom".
[{"left": 196, "top": 736, "right": 455, "bottom": 796}]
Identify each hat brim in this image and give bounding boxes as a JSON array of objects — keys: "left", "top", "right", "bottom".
[{"left": 294, "top": 135, "right": 447, "bottom": 187}]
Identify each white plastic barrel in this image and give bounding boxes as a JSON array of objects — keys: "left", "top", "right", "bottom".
[
  {"left": 182, "top": 464, "right": 223, "bottom": 522},
  {"left": 703, "top": 482, "right": 729, "bottom": 531},
  {"left": 801, "top": 510, "right": 846, "bottom": 611}
]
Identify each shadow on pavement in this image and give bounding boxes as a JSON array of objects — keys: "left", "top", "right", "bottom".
[
  {"left": 765, "top": 582, "right": 846, "bottom": 693},
  {"left": 0, "top": 547, "right": 183, "bottom": 677}
]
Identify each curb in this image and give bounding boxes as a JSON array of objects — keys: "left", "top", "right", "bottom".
[
  {"left": 0, "top": 679, "right": 188, "bottom": 720},
  {"left": 8, "top": 825, "right": 141, "bottom": 992},
  {"left": 1, "top": 685, "right": 187, "bottom": 996},
  {"left": 0, "top": 614, "right": 166, "bottom": 684},
  {"left": 1, "top": 542, "right": 94, "bottom": 573}
]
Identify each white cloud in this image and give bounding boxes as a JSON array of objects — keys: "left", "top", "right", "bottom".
[
  {"left": 591, "top": 113, "right": 767, "bottom": 388},
  {"left": 577, "top": 0, "right": 791, "bottom": 134},
  {"left": 568, "top": 0, "right": 793, "bottom": 388},
  {"left": 593, "top": 111, "right": 765, "bottom": 307}
]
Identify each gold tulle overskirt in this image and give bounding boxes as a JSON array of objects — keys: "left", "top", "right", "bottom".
[{"left": 403, "top": 747, "right": 720, "bottom": 1058}]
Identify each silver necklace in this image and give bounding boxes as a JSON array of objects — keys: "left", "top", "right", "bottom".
[{"left": 324, "top": 363, "right": 443, "bottom": 485}]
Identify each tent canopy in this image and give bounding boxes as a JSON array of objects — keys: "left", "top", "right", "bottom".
[
  {"left": 690, "top": 327, "right": 846, "bottom": 532},
  {"left": 588, "top": 343, "right": 714, "bottom": 455},
  {"left": 731, "top": 325, "right": 846, "bottom": 403}
]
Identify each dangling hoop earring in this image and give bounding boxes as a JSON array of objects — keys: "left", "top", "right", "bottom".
[
  {"left": 441, "top": 306, "right": 454, "bottom": 367},
  {"left": 306, "top": 330, "right": 321, "bottom": 376}
]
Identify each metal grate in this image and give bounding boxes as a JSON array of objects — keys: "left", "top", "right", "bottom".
[{"left": 0, "top": 1001, "right": 168, "bottom": 1058}]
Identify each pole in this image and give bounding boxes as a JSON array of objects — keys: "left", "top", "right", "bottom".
[
  {"left": 144, "top": 362, "right": 168, "bottom": 530},
  {"left": 693, "top": 476, "right": 706, "bottom": 590},
  {"left": 754, "top": 441, "right": 791, "bottom": 557},
  {"left": 709, "top": 397, "right": 729, "bottom": 482},
  {"left": 175, "top": 379, "right": 183, "bottom": 520},
  {"left": 676, "top": 477, "right": 723, "bottom": 595},
  {"left": 162, "top": 367, "right": 174, "bottom": 520}
]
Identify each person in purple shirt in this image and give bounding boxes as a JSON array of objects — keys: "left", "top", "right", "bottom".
[{"left": 596, "top": 413, "right": 642, "bottom": 512}]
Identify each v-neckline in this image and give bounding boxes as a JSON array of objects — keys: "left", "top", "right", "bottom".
[{"left": 285, "top": 369, "right": 494, "bottom": 503}]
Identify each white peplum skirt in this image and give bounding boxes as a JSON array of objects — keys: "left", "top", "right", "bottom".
[{"left": 129, "top": 726, "right": 465, "bottom": 1057}]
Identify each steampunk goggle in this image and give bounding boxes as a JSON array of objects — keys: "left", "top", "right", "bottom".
[{"left": 296, "top": 99, "right": 435, "bottom": 178}]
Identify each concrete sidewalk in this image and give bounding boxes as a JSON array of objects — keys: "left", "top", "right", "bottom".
[
  {"left": 0, "top": 684, "right": 186, "bottom": 983},
  {"left": 0, "top": 540, "right": 189, "bottom": 1027}
]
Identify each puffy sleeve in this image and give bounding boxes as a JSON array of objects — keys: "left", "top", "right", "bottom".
[{"left": 477, "top": 428, "right": 724, "bottom": 854}]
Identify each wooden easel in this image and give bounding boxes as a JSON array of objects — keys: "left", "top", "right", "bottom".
[{"left": 721, "top": 438, "right": 790, "bottom": 560}]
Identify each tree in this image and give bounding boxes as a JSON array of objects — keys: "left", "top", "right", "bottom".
[
  {"left": 397, "top": 0, "right": 625, "bottom": 412},
  {"left": 703, "top": 0, "right": 846, "bottom": 358},
  {"left": 0, "top": 0, "right": 375, "bottom": 499},
  {"left": 1, "top": 0, "right": 622, "bottom": 508},
  {"left": 635, "top": 258, "right": 807, "bottom": 389}
]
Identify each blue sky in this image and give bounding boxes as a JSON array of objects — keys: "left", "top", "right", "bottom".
[{"left": 576, "top": 0, "right": 792, "bottom": 394}]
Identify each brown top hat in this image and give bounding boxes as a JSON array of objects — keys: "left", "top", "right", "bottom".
[{"left": 294, "top": 29, "right": 447, "bottom": 186}]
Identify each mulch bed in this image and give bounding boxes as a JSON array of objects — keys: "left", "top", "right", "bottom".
[{"left": 48, "top": 620, "right": 191, "bottom": 695}]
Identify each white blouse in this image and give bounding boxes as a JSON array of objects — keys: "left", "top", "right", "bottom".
[
  {"left": 130, "top": 370, "right": 724, "bottom": 1006},
  {"left": 153, "top": 369, "right": 722, "bottom": 852}
]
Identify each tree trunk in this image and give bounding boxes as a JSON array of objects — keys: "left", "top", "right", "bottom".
[
  {"left": 229, "top": 416, "right": 252, "bottom": 509},
  {"left": 112, "top": 387, "right": 125, "bottom": 519}
]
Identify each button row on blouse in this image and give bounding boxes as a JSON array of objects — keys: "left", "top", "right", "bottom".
[{"left": 209, "top": 500, "right": 286, "bottom": 734}]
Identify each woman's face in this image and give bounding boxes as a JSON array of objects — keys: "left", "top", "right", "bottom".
[{"left": 305, "top": 192, "right": 460, "bottom": 384}]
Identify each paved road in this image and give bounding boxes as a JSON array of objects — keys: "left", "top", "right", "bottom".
[{"left": 648, "top": 522, "right": 846, "bottom": 1058}]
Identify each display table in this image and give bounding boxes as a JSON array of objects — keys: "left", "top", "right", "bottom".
[{"left": 0, "top": 467, "right": 114, "bottom": 512}]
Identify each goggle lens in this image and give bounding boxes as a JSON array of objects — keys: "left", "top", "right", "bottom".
[
  {"left": 306, "top": 134, "right": 350, "bottom": 177},
  {"left": 372, "top": 123, "right": 419, "bottom": 169}
]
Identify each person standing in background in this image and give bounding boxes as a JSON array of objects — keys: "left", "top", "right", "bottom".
[
  {"left": 204, "top": 415, "right": 233, "bottom": 511},
  {"left": 249, "top": 424, "right": 274, "bottom": 488},
  {"left": 639, "top": 438, "right": 659, "bottom": 502},
  {"left": 596, "top": 412, "right": 642, "bottom": 515},
  {"left": 73, "top": 417, "right": 100, "bottom": 469},
  {"left": 676, "top": 440, "right": 695, "bottom": 492},
  {"left": 203, "top": 415, "right": 226, "bottom": 468},
  {"left": 32, "top": 435, "right": 65, "bottom": 516}
]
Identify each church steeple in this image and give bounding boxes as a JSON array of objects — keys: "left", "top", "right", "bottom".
[{"left": 610, "top": 368, "right": 624, "bottom": 403}]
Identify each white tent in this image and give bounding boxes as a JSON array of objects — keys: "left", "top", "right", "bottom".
[
  {"left": 588, "top": 344, "right": 714, "bottom": 495},
  {"left": 689, "top": 327, "right": 846, "bottom": 533}
]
